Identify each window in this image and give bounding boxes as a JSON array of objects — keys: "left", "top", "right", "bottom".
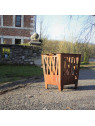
[
  {"left": 15, "top": 39, "right": 21, "bottom": 45},
  {"left": 15, "top": 15, "right": 21, "bottom": 27}
]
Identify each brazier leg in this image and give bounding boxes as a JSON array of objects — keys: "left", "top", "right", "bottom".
[
  {"left": 58, "top": 83, "right": 63, "bottom": 91},
  {"left": 58, "top": 86, "right": 62, "bottom": 91},
  {"left": 45, "top": 83, "right": 48, "bottom": 89},
  {"left": 75, "top": 81, "right": 78, "bottom": 89}
]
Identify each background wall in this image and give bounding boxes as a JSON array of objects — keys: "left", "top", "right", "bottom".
[{"left": 0, "top": 44, "right": 41, "bottom": 66}]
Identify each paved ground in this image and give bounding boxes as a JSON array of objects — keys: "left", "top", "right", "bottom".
[{"left": 0, "top": 69, "right": 95, "bottom": 110}]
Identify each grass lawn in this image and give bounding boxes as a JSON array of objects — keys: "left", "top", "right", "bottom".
[
  {"left": 80, "top": 62, "right": 95, "bottom": 69},
  {"left": 0, "top": 62, "right": 95, "bottom": 84},
  {"left": 0, "top": 65, "right": 43, "bottom": 84}
]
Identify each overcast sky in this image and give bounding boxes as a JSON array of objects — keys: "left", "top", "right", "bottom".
[{"left": 36, "top": 15, "right": 95, "bottom": 43}]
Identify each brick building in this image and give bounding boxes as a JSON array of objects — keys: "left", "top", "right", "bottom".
[{"left": 0, "top": 15, "right": 36, "bottom": 44}]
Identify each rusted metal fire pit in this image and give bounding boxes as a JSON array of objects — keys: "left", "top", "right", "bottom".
[{"left": 42, "top": 53, "right": 81, "bottom": 91}]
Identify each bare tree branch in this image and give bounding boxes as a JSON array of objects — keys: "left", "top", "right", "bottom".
[
  {"left": 78, "top": 15, "right": 95, "bottom": 43},
  {"left": 37, "top": 16, "right": 49, "bottom": 40}
]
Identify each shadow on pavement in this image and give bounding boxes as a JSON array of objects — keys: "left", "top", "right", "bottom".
[{"left": 77, "top": 85, "right": 95, "bottom": 90}]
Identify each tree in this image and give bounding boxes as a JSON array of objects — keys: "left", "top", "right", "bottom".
[
  {"left": 78, "top": 15, "right": 95, "bottom": 43},
  {"left": 36, "top": 16, "right": 49, "bottom": 40},
  {"left": 83, "top": 48, "right": 89, "bottom": 63},
  {"left": 68, "top": 15, "right": 95, "bottom": 43}
]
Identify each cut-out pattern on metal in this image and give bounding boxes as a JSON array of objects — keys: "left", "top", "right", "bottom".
[
  {"left": 43, "top": 55, "right": 59, "bottom": 75},
  {"left": 42, "top": 53, "right": 81, "bottom": 91},
  {"left": 62, "top": 56, "right": 80, "bottom": 77}
]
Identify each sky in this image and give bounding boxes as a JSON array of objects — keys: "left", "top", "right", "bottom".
[{"left": 36, "top": 15, "right": 95, "bottom": 43}]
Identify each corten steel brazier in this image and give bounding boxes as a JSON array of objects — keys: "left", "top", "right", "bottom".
[{"left": 42, "top": 53, "right": 81, "bottom": 91}]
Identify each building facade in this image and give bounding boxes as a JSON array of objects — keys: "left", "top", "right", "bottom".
[{"left": 0, "top": 15, "right": 36, "bottom": 44}]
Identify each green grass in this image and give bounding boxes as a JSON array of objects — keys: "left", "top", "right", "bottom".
[
  {"left": 80, "top": 62, "right": 95, "bottom": 69},
  {"left": 0, "top": 62, "right": 95, "bottom": 84},
  {"left": 0, "top": 65, "right": 43, "bottom": 84}
]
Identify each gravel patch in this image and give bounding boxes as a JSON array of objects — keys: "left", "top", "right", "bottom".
[{"left": 0, "top": 69, "right": 95, "bottom": 110}]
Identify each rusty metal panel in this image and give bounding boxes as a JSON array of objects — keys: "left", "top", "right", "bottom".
[{"left": 42, "top": 53, "right": 81, "bottom": 91}]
